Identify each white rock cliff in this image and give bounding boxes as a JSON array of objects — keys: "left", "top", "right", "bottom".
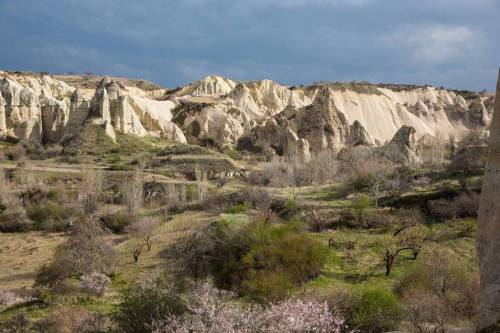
[{"left": 0, "top": 71, "right": 494, "bottom": 155}]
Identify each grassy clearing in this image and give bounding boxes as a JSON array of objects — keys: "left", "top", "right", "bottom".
[
  {"left": 0, "top": 232, "right": 67, "bottom": 291},
  {"left": 303, "top": 219, "right": 477, "bottom": 296},
  {"left": 114, "top": 211, "right": 216, "bottom": 283}
]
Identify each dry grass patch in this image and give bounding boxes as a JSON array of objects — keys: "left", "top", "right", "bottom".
[
  {"left": 115, "top": 211, "right": 216, "bottom": 283},
  {"left": 0, "top": 232, "right": 66, "bottom": 291}
]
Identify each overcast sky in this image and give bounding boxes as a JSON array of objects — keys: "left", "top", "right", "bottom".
[{"left": 0, "top": 0, "right": 498, "bottom": 91}]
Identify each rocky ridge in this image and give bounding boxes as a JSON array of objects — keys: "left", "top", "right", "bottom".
[{"left": 0, "top": 71, "right": 494, "bottom": 161}]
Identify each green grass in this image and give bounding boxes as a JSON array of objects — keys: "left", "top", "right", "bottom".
[
  {"left": 0, "top": 140, "right": 14, "bottom": 150},
  {"left": 303, "top": 218, "right": 477, "bottom": 296}
]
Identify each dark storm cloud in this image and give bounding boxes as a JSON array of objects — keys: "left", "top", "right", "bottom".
[{"left": 0, "top": 0, "right": 498, "bottom": 90}]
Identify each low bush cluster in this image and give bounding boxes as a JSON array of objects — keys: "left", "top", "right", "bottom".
[
  {"left": 395, "top": 248, "right": 479, "bottom": 332},
  {"left": 348, "top": 288, "right": 403, "bottom": 332},
  {"left": 35, "top": 219, "right": 116, "bottom": 291},
  {"left": 27, "top": 200, "right": 75, "bottom": 232},
  {"left": 100, "top": 213, "right": 135, "bottom": 233},
  {"left": 427, "top": 191, "right": 480, "bottom": 220},
  {"left": 166, "top": 219, "right": 328, "bottom": 302},
  {"left": 80, "top": 272, "right": 112, "bottom": 296},
  {"left": 115, "top": 279, "right": 350, "bottom": 333}
]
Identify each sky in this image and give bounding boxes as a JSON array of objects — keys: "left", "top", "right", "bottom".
[{"left": 0, "top": 0, "right": 499, "bottom": 91}]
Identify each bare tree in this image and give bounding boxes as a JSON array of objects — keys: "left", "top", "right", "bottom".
[
  {"left": 79, "top": 169, "right": 104, "bottom": 214},
  {"left": 122, "top": 170, "right": 143, "bottom": 215},
  {"left": 162, "top": 226, "right": 214, "bottom": 280},
  {"left": 307, "top": 209, "right": 327, "bottom": 232},
  {"left": 385, "top": 167, "right": 412, "bottom": 204},
  {"left": 132, "top": 245, "right": 143, "bottom": 263},
  {"left": 127, "top": 217, "right": 156, "bottom": 251},
  {"left": 384, "top": 246, "right": 412, "bottom": 276},
  {"left": 383, "top": 224, "right": 426, "bottom": 275}
]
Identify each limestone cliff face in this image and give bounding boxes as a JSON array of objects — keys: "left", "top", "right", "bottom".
[
  {"left": 174, "top": 75, "right": 237, "bottom": 98},
  {"left": 477, "top": 69, "right": 500, "bottom": 330},
  {"left": 250, "top": 87, "right": 373, "bottom": 158},
  {"left": 0, "top": 72, "right": 186, "bottom": 144},
  {"left": 0, "top": 71, "right": 494, "bottom": 153},
  {"left": 297, "top": 83, "right": 493, "bottom": 146},
  {"left": 0, "top": 91, "right": 6, "bottom": 139},
  {"left": 378, "top": 125, "right": 420, "bottom": 164},
  {"left": 175, "top": 77, "right": 311, "bottom": 147}
]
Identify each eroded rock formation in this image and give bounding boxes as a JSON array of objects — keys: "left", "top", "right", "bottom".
[
  {"left": 477, "top": 68, "right": 500, "bottom": 330},
  {"left": 0, "top": 71, "right": 494, "bottom": 157},
  {"left": 378, "top": 125, "right": 420, "bottom": 164},
  {"left": 0, "top": 72, "right": 186, "bottom": 144}
]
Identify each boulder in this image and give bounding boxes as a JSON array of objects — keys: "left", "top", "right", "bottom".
[
  {"left": 378, "top": 125, "right": 420, "bottom": 164},
  {"left": 349, "top": 120, "right": 373, "bottom": 146}
]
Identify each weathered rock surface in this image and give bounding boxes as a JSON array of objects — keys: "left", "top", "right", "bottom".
[
  {"left": 0, "top": 91, "right": 6, "bottom": 139},
  {"left": 0, "top": 71, "right": 494, "bottom": 154},
  {"left": 477, "top": 68, "right": 500, "bottom": 330},
  {"left": 0, "top": 72, "right": 186, "bottom": 144},
  {"left": 378, "top": 125, "right": 420, "bottom": 164},
  {"left": 250, "top": 87, "right": 374, "bottom": 159},
  {"left": 175, "top": 78, "right": 311, "bottom": 147}
]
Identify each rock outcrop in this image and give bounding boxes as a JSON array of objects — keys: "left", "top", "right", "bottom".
[
  {"left": 0, "top": 72, "right": 186, "bottom": 144},
  {"left": 378, "top": 125, "right": 420, "bottom": 164},
  {"left": 174, "top": 75, "right": 236, "bottom": 98},
  {"left": 250, "top": 87, "right": 374, "bottom": 159},
  {"left": 0, "top": 71, "right": 494, "bottom": 154},
  {"left": 477, "top": 68, "right": 500, "bottom": 330},
  {"left": 176, "top": 78, "right": 311, "bottom": 147},
  {"left": 0, "top": 91, "right": 6, "bottom": 139}
]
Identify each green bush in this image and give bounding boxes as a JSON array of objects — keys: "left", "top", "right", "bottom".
[
  {"left": 27, "top": 200, "right": 73, "bottom": 232},
  {"left": 108, "top": 164, "right": 134, "bottom": 171},
  {"left": 100, "top": 213, "right": 135, "bottom": 234},
  {"left": 351, "top": 171, "right": 374, "bottom": 191},
  {"left": 114, "top": 280, "right": 185, "bottom": 333},
  {"left": 211, "top": 220, "right": 328, "bottom": 302},
  {"left": 350, "top": 288, "right": 403, "bottom": 332},
  {"left": 226, "top": 202, "right": 250, "bottom": 214}
]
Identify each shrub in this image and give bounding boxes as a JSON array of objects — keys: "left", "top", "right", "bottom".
[
  {"left": 100, "top": 213, "right": 135, "bottom": 234},
  {"left": 447, "top": 146, "right": 486, "bottom": 175},
  {"left": 0, "top": 171, "right": 30, "bottom": 232},
  {"left": 27, "top": 200, "right": 74, "bottom": 232},
  {"left": 0, "top": 314, "right": 31, "bottom": 333},
  {"left": 166, "top": 219, "right": 328, "bottom": 302},
  {"left": 35, "top": 219, "right": 115, "bottom": 290},
  {"left": 349, "top": 288, "right": 403, "bottom": 332},
  {"left": 211, "top": 220, "right": 328, "bottom": 302},
  {"left": 6, "top": 144, "right": 26, "bottom": 161},
  {"left": 153, "top": 280, "right": 349, "bottom": 333},
  {"left": 226, "top": 202, "right": 250, "bottom": 214},
  {"left": 114, "top": 279, "right": 186, "bottom": 333},
  {"left": 32, "top": 307, "right": 106, "bottom": 333},
  {"left": 395, "top": 248, "right": 479, "bottom": 332},
  {"left": 427, "top": 198, "right": 456, "bottom": 220},
  {"left": 80, "top": 272, "right": 111, "bottom": 296},
  {"left": 427, "top": 191, "right": 479, "bottom": 220}
]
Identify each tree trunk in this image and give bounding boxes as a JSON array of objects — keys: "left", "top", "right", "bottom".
[{"left": 477, "top": 68, "right": 500, "bottom": 330}]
